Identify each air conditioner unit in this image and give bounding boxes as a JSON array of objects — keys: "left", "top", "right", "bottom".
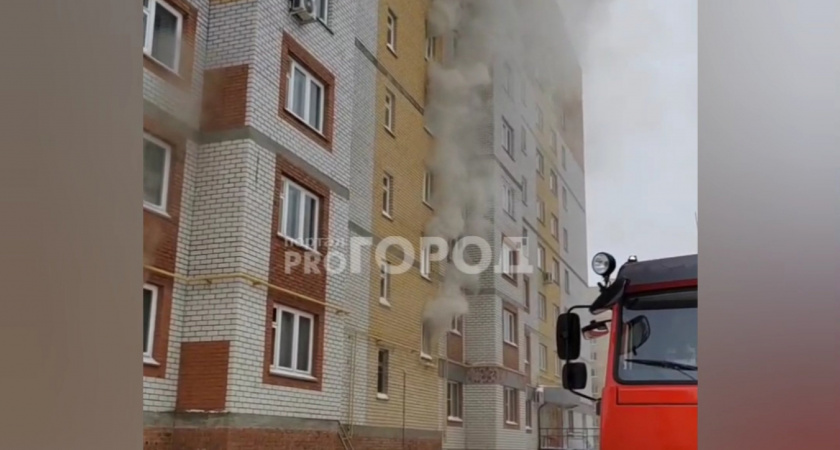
[
  {"left": 290, "top": 0, "right": 317, "bottom": 23},
  {"left": 533, "top": 386, "right": 545, "bottom": 404}
]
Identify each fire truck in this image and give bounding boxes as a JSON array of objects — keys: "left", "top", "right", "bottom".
[{"left": 556, "top": 252, "right": 697, "bottom": 450}]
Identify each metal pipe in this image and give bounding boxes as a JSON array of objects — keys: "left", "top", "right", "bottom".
[
  {"left": 142, "top": 265, "right": 348, "bottom": 314},
  {"left": 347, "top": 330, "right": 357, "bottom": 437},
  {"left": 402, "top": 369, "right": 407, "bottom": 450}
]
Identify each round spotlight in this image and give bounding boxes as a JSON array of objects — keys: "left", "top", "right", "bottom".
[{"left": 591, "top": 252, "right": 616, "bottom": 277}]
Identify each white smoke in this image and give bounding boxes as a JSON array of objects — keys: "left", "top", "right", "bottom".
[{"left": 422, "top": 0, "right": 578, "bottom": 338}]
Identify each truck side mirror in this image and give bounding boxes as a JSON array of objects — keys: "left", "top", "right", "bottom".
[
  {"left": 562, "top": 361, "right": 588, "bottom": 390},
  {"left": 556, "top": 312, "right": 581, "bottom": 360}
]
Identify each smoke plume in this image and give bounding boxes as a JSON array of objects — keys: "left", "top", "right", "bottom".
[{"left": 422, "top": 0, "right": 579, "bottom": 339}]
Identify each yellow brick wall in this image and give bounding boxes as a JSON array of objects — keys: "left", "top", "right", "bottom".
[{"left": 365, "top": 0, "right": 443, "bottom": 433}]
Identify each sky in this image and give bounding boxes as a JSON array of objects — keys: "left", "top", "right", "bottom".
[{"left": 557, "top": 0, "right": 698, "bottom": 283}]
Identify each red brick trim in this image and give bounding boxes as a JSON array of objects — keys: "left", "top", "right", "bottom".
[
  {"left": 262, "top": 155, "right": 331, "bottom": 391},
  {"left": 143, "top": 272, "right": 173, "bottom": 379},
  {"left": 142, "top": 0, "right": 198, "bottom": 90},
  {"left": 175, "top": 341, "right": 230, "bottom": 412},
  {"left": 200, "top": 65, "right": 249, "bottom": 132},
  {"left": 278, "top": 33, "right": 336, "bottom": 152}
]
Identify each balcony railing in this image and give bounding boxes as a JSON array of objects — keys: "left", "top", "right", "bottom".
[{"left": 538, "top": 427, "right": 600, "bottom": 450}]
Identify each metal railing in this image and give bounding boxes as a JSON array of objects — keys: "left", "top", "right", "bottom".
[{"left": 539, "top": 427, "right": 600, "bottom": 450}]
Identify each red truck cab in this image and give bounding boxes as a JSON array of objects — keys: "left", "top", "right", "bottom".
[{"left": 556, "top": 253, "right": 697, "bottom": 450}]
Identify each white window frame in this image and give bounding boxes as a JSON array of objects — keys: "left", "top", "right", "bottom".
[
  {"left": 562, "top": 186, "right": 568, "bottom": 211},
  {"left": 537, "top": 245, "right": 545, "bottom": 271},
  {"left": 502, "top": 309, "right": 517, "bottom": 345},
  {"left": 386, "top": 10, "right": 397, "bottom": 54},
  {"left": 504, "top": 387, "right": 518, "bottom": 425},
  {"left": 539, "top": 344, "right": 548, "bottom": 372},
  {"left": 555, "top": 355, "right": 562, "bottom": 376},
  {"left": 425, "top": 35, "right": 436, "bottom": 61},
  {"left": 502, "top": 118, "right": 514, "bottom": 157},
  {"left": 553, "top": 259, "right": 561, "bottom": 284},
  {"left": 382, "top": 173, "right": 393, "bottom": 218},
  {"left": 379, "top": 263, "right": 391, "bottom": 306},
  {"left": 550, "top": 171, "right": 558, "bottom": 194},
  {"left": 501, "top": 241, "right": 516, "bottom": 278},
  {"left": 450, "top": 315, "right": 463, "bottom": 335},
  {"left": 143, "top": 133, "right": 172, "bottom": 213},
  {"left": 286, "top": 60, "right": 326, "bottom": 134},
  {"left": 384, "top": 89, "right": 395, "bottom": 133},
  {"left": 503, "top": 183, "right": 515, "bottom": 215},
  {"left": 524, "top": 333, "right": 530, "bottom": 365},
  {"left": 420, "top": 323, "right": 432, "bottom": 360},
  {"left": 525, "top": 399, "right": 533, "bottom": 430},
  {"left": 521, "top": 177, "right": 527, "bottom": 205},
  {"left": 270, "top": 304, "right": 316, "bottom": 379},
  {"left": 563, "top": 228, "right": 569, "bottom": 252},
  {"left": 537, "top": 151, "right": 545, "bottom": 176},
  {"left": 279, "top": 178, "right": 321, "bottom": 251},
  {"left": 551, "top": 215, "right": 559, "bottom": 239},
  {"left": 562, "top": 145, "right": 568, "bottom": 169},
  {"left": 538, "top": 294, "right": 546, "bottom": 321},
  {"left": 314, "top": 0, "right": 329, "bottom": 24},
  {"left": 423, "top": 170, "right": 433, "bottom": 205},
  {"left": 537, "top": 200, "right": 545, "bottom": 223},
  {"left": 143, "top": 284, "right": 159, "bottom": 363},
  {"left": 420, "top": 242, "right": 431, "bottom": 279},
  {"left": 447, "top": 381, "right": 464, "bottom": 420},
  {"left": 565, "top": 269, "right": 571, "bottom": 294},
  {"left": 554, "top": 305, "right": 561, "bottom": 320},
  {"left": 143, "top": 0, "right": 184, "bottom": 73},
  {"left": 537, "top": 107, "right": 544, "bottom": 130},
  {"left": 377, "top": 348, "right": 389, "bottom": 399}
]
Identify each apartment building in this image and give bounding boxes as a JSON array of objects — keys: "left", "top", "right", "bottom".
[{"left": 141, "top": 0, "right": 588, "bottom": 449}]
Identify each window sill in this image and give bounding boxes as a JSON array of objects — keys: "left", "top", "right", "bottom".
[
  {"left": 384, "top": 125, "right": 396, "bottom": 138},
  {"left": 143, "top": 355, "right": 160, "bottom": 367},
  {"left": 386, "top": 45, "right": 397, "bottom": 57},
  {"left": 420, "top": 273, "right": 432, "bottom": 282},
  {"left": 379, "top": 298, "right": 392, "bottom": 308},
  {"left": 381, "top": 212, "right": 394, "bottom": 221},
  {"left": 143, "top": 52, "right": 181, "bottom": 78},
  {"left": 376, "top": 393, "right": 389, "bottom": 401},
  {"left": 269, "top": 368, "right": 318, "bottom": 382},
  {"left": 449, "top": 330, "right": 462, "bottom": 337},
  {"left": 143, "top": 204, "right": 171, "bottom": 219},
  {"left": 503, "top": 340, "right": 518, "bottom": 348},
  {"left": 447, "top": 417, "right": 463, "bottom": 423},
  {"left": 277, "top": 233, "right": 321, "bottom": 255},
  {"left": 422, "top": 200, "right": 433, "bottom": 211},
  {"left": 505, "top": 421, "right": 518, "bottom": 426},
  {"left": 285, "top": 107, "right": 327, "bottom": 138},
  {"left": 419, "top": 352, "right": 433, "bottom": 362}
]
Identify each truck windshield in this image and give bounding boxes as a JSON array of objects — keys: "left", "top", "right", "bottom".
[{"left": 616, "top": 288, "right": 697, "bottom": 384}]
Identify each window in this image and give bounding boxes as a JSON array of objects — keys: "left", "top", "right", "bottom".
[
  {"left": 551, "top": 215, "right": 559, "bottom": 239},
  {"left": 537, "top": 151, "right": 545, "bottom": 175},
  {"left": 502, "top": 118, "right": 514, "bottom": 157},
  {"left": 143, "top": 0, "right": 183, "bottom": 72},
  {"left": 520, "top": 126, "right": 527, "bottom": 153},
  {"left": 420, "top": 243, "right": 431, "bottom": 279},
  {"left": 549, "top": 171, "right": 558, "bottom": 195},
  {"left": 521, "top": 177, "right": 527, "bottom": 205},
  {"left": 280, "top": 179, "right": 320, "bottom": 250},
  {"left": 423, "top": 170, "right": 434, "bottom": 204},
  {"left": 537, "top": 245, "right": 545, "bottom": 271},
  {"left": 567, "top": 411, "right": 575, "bottom": 430},
  {"left": 536, "top": 107, "right": 544, "bottom": 130},
  {"left": 552, "top": 259, "right": 561, "bottom": 284},
  {"left": 270, "top": 305, "right": 315, "bottom": 377},
  {"left": 524, "top": 333, "right": 531, "bottom": 365},
  {"left": 386, "top": 10, "right": 397, "bottom": 53},
  {"left": 552, "top": 130, "right": 558, "bottom": 154},
  {"left": 421, "top": 323, "right": 432, "bottom": 358},
  {"left": 377, "top": 349, "right": 389, "bottom": 397},
  {"left": 501, "top": 241, "right": 516, "bottom": 279},
  {"left": 503, "top": 182, "right": 515, "bottom": 215},
  {"left": 379, "top": 263, "right": 390, "bottom": 303},
  {"left": 314, "top": 0, "right": 329, "bottom": 23},
  {"left": 564, "top": 269, "right": 571, "bottom": 294},
  {"left": 502, "top": 309, "right": 517, "bottom": 345},
  {"left": 538, "top": 294, "right": 546, "bottom": 321},
  {"left": 539, "top": 344, "right": 548, "bottom": 371},
  {"left": 384, "top": 89, "right": 395, "bottom": 133},
  {"left": 382, "top": 174, "right": 393, "bottom": 217},
  {"left": 537, "top": 200, "right": 545, "bottom": 223},
  {"left": 523, "top": 276, "right": 531, "bottom": 310},
  {"left": 503, "top": 63, "right": 512, "bottom": 94},
  {"left": 143, "top": 134, "right": 171, "bottom": 212},
  {"left": 554, "top": 305, "right": 561, "bottom": 320},
  {"left": 562, "top": 186, "right": 568, "bottom": 211},
  {"left": 525, "top": 399, "right": 533, "bottom": 429},
  {"left": 447, "top": 381, "right": 463, "bottom": 420},
  {"left": 563, "top": 228, "right": 568, "bottom": 252},
  {"left": 504, "top": 387, "right": 518, "bottom": 424},
  {"left": 286, "top": 60, "right": 326, "bottom": 133},
  {"left": 562, "top": 145, "right": 568, "bottom": 169},
  {"left": 425, "top": 36, "right": 436, "bottom": 60},
  {"left": 555, "top": 355, "right": 562, "bottom": 376},
  {"left": 451, "top": 315, "right": 464, "bottom": 334},
  {"left": 143, "top": 284, "right": 159, "bottom": 361}
]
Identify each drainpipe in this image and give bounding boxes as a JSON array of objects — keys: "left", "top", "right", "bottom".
[{"left": 402, "top": 369, "right": 407, "bottom": 450}]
